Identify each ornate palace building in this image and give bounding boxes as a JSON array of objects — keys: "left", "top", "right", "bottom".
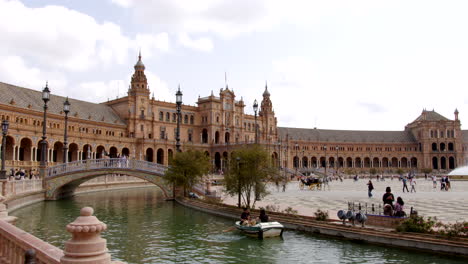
[{"left": 0, "top": 54, "right": 466, "bottom": 175}]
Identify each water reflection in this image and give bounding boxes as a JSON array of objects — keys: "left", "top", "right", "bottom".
[{"left": 11, "top": 187, "right": 467, "bottom": 264}]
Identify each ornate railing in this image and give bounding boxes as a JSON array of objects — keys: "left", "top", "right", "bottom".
[
  {"left": 1, "top": 179, "right": 43, "bottom": 198},
  {"left": 46, "top": 159, "right": 168, "bottom": 178}
]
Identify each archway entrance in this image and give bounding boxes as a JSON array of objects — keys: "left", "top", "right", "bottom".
[{"left": 157, "top": 149, "right": 164, "bottom": 164}]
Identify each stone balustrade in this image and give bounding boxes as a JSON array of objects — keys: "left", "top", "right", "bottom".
[
  {"left": 1, "top": 179, "right": 43, "bottom": 198},
  {"left": 46, "top": 159, "right": 167, "bottom": 178},
  {"left": 0, "top": 207, "right": 125, "bottom": 264}
]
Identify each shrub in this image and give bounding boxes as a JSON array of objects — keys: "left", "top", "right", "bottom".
[
  {"left": 265, "top": 204, "right": 280, "bottom": 212},
  {"left": 314, "top": 209, "right": 329, "bottom": 221},
  {"left": 282, "top": 207, "right": 298, "bottom": 215},
  {"left": 436, "top": 221, "right": 468, "bottom": 238},
  {"left": 396, "top": 216, "right": 439, "bottom": 233}
]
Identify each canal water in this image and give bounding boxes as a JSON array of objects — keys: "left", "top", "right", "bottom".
[{"left": 11, "top": 187, "right": 466, "bottom": 264}]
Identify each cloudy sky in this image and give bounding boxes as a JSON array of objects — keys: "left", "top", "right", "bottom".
[{"left": 1, "top": 0, "right": 467, "bottom": 131}]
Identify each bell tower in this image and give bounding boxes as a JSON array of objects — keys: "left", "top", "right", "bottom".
[
  {"left": 129, "top": 51, "right": 150, "bottom": 97},
  {"left": 259, "top": 82, "right": 277, "bottom": 141},
  {"left": 127, "top": 52, "right": 150, "bottom": 139}
]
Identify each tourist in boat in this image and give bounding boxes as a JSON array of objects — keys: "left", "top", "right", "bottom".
[
  {"left": 240, "top": 208, "right": 250, "bottom": 225},
  {"left": 367, "top": 180, "right": 374, "bottom": 198},
  {"left": 259, "top": 209, "right": 269, "bottom": 223},
  {"left": 394, "top": 197, "right": 406, "bottom": 217}
]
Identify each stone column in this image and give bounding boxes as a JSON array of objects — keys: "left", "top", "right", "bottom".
[
  {"left": 61, "top": 207, "right": 124, "bottom": 264},
  {"left": 12, "top": 145, "right": 16, "bottom": 161}
]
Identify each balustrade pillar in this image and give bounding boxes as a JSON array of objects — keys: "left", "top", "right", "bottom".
[{"left": 61, "top": 207, "right": 124, "bottom": 264}]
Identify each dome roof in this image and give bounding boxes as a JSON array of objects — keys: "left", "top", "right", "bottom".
[
  {"left": 134, "top": 51, "right": 145, "bottom": 69},
  {"left": 263, "top": 86, "right": 270, "bottom": 97}
]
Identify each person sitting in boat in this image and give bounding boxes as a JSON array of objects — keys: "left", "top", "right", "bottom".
[
  {"left": 240, "top": 208, "right": 250, "bottom": 225},
  {"left": 258, "top": 209, "right": 269, "bottom": 223}
]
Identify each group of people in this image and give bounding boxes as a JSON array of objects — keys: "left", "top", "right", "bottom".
[
  {"left": 9, "top": 168, "right": 39, "bottom": 180},
  {"left": 240, "top": 208, "right": 269, "bottom": 226},
  {"left": 382, "top": 187, "right": 406, "bottom": 217},
  {"left": 401, "top": 176, "right": 417, "bottom": 193},
  {"left": 431, "top": 175, "right": 451, "bottom": 191}
]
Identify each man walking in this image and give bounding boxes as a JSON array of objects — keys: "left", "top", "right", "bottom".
[{"left": 402, "top": 177, "right": 409, "bottom": 193}]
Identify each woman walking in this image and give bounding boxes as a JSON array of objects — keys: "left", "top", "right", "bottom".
[{"left": 367, "top": 180, "right": 374, "bottom": 198}]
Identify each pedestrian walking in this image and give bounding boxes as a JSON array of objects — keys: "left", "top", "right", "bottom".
[
  {"left": 432, "top": 175, "right": 437, "bottom": 189},
  {"left": 402, "top": 177, "right": 409, "bottom": 193},
  {"left": 367, "top": 180, "right": 374, "bottom": 198},
  {"left": 410, "top": 178, "right": 417, "bottom": 193}
]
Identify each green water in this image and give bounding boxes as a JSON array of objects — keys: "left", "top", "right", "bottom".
[{"left": 11, "top": 187, "right": 466, "bottom": 264}]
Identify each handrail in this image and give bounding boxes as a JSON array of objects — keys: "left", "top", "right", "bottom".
[
  {"left": 46, "top": 159, "right": 168, "bottom": 178},
  {"left": 0, "top": 220, "right": 62, "bottom": 264}
]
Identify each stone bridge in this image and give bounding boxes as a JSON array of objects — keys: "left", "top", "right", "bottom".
[{"left": 44, "top": 158, "right": 170, "bottom": 200}]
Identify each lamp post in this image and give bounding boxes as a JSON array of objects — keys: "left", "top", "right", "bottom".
[
  {"left": 253, "top": 99, "right": 258, "bottom": 144},
  {"left": 63, "top": 98, "right": 70, "bottom": 164},
  {"left": 40, "top": 83, "right": 50, "bottom": 169},
  {"left": 1, "top": 120, "right": 9, "bottom": 179},
  {"left": 236, "top": 156, "right": 241, "bottom": 208},
  {"left": 295, "top": 143, "right": 298, "bottom": 177},
  {"left": 323, "top": 145, "right": 327, "bottom": 176},
  {"left": 175, "top": 86, "right": 182, "bottom": 152},
  {"left": 335, "top": 146, "right": 339, "bottom": 174}
]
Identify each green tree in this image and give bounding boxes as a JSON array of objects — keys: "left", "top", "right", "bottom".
[
  {"left": 224, "top": 145, "right": 276, "bottom": 208},
  {"left": 163, "top": 149, "right": 210, "bottom": 196}
]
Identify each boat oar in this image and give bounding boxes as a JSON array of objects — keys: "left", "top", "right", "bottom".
[{"left": 223, "top": 226, "right": 237, "bottom": 232}]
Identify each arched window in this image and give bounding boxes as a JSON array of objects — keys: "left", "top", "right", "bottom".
[
  {"left": 184, "top": 115, "right": 188, "bottom": 124},
  {"left": 190, "top": 116, "right": 194, "bottom": 124},
  {"left": 166, "top": 112, "right": 170, "bottom": 121},
  {"left": 159, "top": 111, "right": 163, "bottom": 121},
  {"left": 448, "top": 142, "right": 454, "bottom": 151},
  {"left": 432, "top": 143, "right": 437, "bottom": 151}
]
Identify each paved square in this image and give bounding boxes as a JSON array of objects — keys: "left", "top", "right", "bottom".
[{"left": 220, "top": 178, "right": 468, "bottom": 223}]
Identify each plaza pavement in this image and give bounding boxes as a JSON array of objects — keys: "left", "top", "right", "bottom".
[{"left": 220, "top": 178, "right": 468, "bottom": 223}]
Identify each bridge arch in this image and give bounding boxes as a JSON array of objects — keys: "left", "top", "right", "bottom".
[{"left": 45, "top": 159, "right": 170, "bottom": 200}]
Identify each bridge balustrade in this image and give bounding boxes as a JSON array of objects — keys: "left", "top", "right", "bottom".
[{"left": 46, "top": 159, "right": 167, "bottom": 178}]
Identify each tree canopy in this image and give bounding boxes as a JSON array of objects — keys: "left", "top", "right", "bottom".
[
  {"left": 224, "top": 145, "right": 277, "bottom": 208},
  {"left": 163, "top": 149, "right": 210, "bottom": 196}
]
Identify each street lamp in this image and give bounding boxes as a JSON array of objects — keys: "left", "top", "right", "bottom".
[
  {"left": 175, "top": 86, "right": 182, "bottom": 152},
  {"left": 236, "top": 156, "right": 241, "bottom": 208},
  {"left": 253, "top": 99, "right": 258, "bottom": 144},
  {"left": 323, "top": 145, "right": 327, "bottom": 176},
  {"left": 40, "top": 83, "right": 50, "bottom": 168},
  {"left": 63, "top": 97, "right": 70, "bottom": 163},
  {"left": 295, "top": 143, "right": 298, "bottom": 177},
  {"left": 335, "top": 146, "right": 339, "bottom": 174},
  {"left": 0, "top": 120, "right": 9, "bottom": 179}
]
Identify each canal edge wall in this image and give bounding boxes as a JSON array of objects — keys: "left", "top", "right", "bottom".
[
  {"left": 176, "top": 198, "right": 468, "bottom": 257},
  {"left": 5, "top": 179, "right": 154, "bottom": 213}
]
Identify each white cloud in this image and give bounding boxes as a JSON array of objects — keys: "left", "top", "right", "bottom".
[
  {"left": 110, "top": 0, "right": 133, "bottom": 8},
  {"left": 0, "top": 0, "right": 134, "bottom": 71},
  {"left": 135, "top": 33, "right": 170, "bottom": 56},
  {"left": 0, "top": 55, "right": 67, "bottom": 94},
  {"left": 145, "top": 71, "right": 172, "bottom": 102},
  {"left": 177, "top": 33, "right": 213, "bottom": 52}
]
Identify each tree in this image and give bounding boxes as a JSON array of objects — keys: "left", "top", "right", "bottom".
[
  {"left": 163, "top": 149, "right": 210, "bottom": 196},
  {"left": 224, "top": 145, "right": 276, "bottom": 208}
]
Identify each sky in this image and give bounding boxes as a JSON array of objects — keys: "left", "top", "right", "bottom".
[{"left": 0, "top": 0, "right": 467, "bottom": 131}]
